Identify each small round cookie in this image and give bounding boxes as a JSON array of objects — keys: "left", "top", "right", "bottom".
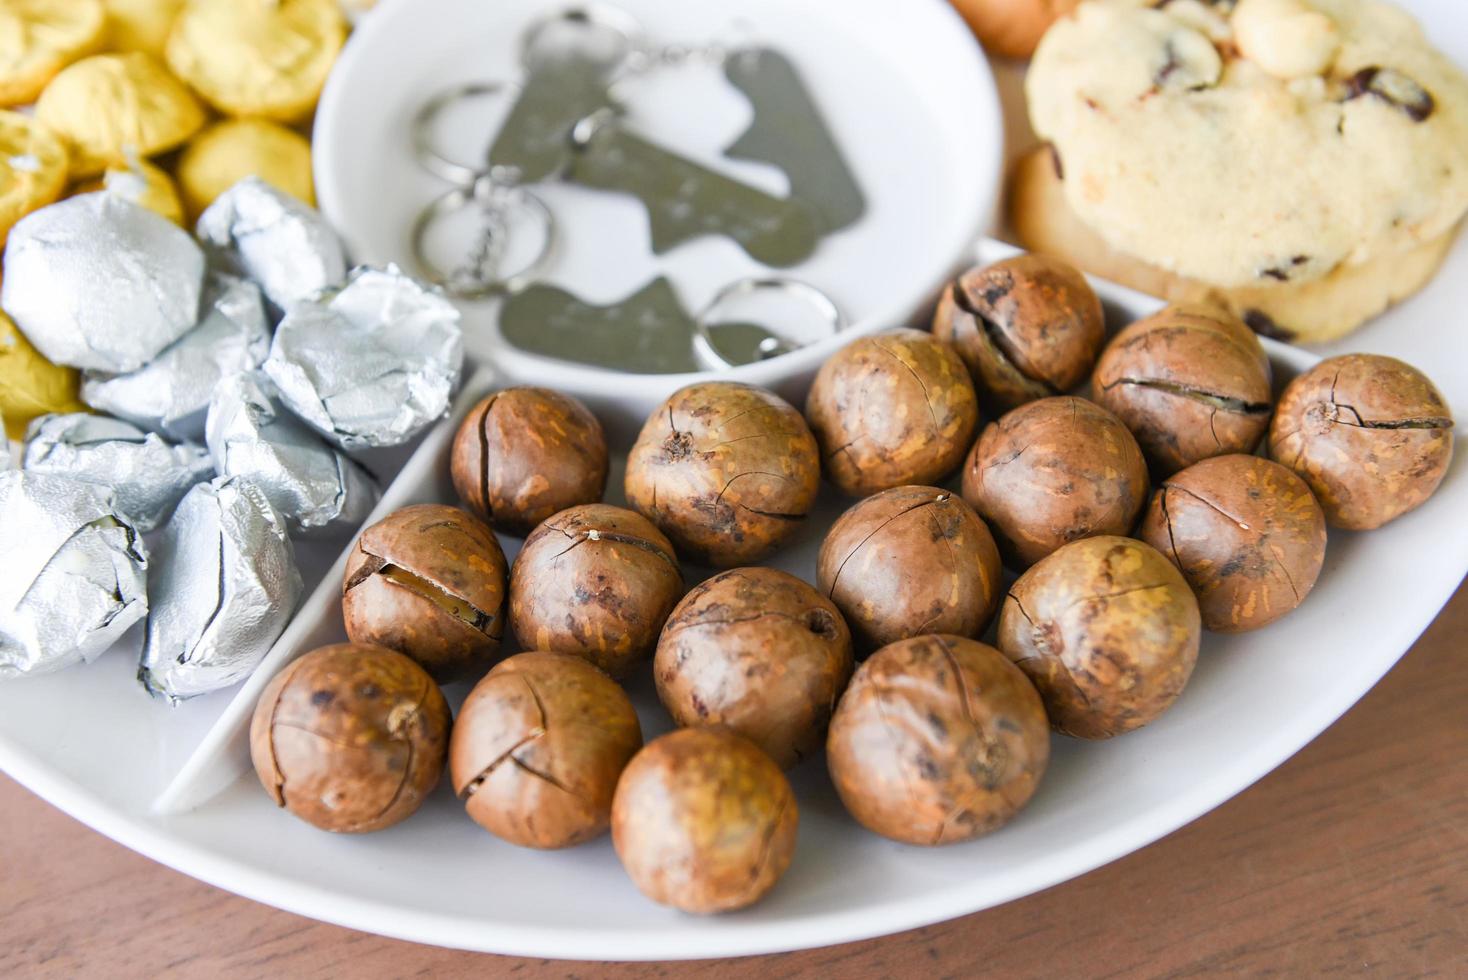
[
  {"left": 177, "top": 118, "right": 314, "bottom": 220},
  {"left": 1008, "top": 146, "right": 1458, "bottom": 343},
  {"left": 165, "top": 0, "right": 347, "bottom": 122},
  {"left": 0, "top": 110, "right": 68, "bottom": 244},
  {"left": 74, "top": 159, "right": 185, "bottom": 225},
  {"left": 0, "top": 310, "right": 86, "bottom": 440},
  {"left": 102, "top": 0, "right": 185, "bottom": 58},
  {"left": 1026, "top": 0, "right": 1468, "bottom": 290},
  {"left": 34, "top": 52, "right": 205, "bottom": 178},
  {"left": 0, "top": 0, "right": 105, "bottom": 106},
  {"left": 949, "top": 0, "right": 1084, "bottom": 61}
]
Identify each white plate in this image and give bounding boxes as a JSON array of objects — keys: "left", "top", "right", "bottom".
[
  {"left": 313, "top": 0, "right": 1001, "bottom": 436},
  {"left": 2, "top": 0, "right": 1466, "bottom": 963}
]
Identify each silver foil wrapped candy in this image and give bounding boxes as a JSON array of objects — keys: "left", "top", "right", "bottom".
[
  {"left": 206, "top": 372, "right": 379, "bottom": 534},
  {"left": 23, "top": 413, "right": 214, "bottom": 532},
  {"left": 81, "top": 274, "right": 271, "bottom": 440},
  {"left": 0, "top": 471, "right": 149, "bottom": 679},
  {"left": 196, "top": 176, "right": 347, "bottom": 313},
  {"left": 2, "top": 193, "right": 205, "bottom": 372},
  {"left": 263, "top": 266, "right": 463, "bottom": 450},
  {"left": 138, "top": 477, "right": 303, "bottom": 702}
]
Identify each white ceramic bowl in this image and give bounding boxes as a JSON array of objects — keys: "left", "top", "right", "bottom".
[{"left": 314, "top": 0, "right": 1001, "bottom": 435}]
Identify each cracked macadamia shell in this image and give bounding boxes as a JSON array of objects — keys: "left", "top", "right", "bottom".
[
  {"left": 612, "top": 727, "right": 798, "bottom": 914},
  {"left": 1092, "top": 305, "right": 1274, "bottom": 476},
  {"left": 624, "top": 382, "right": 819, "bottom": 567},
  {"left": 962, "top": 396, "right": 1149, "bottom": 568},
  {"left": 450, "top": 387, "right": 608, "bottom": 535},
  {"left": 805, "top": 328, "right": 979, "bottom": 497},
  {"left": 816, "top": 486, "right": 1003, "bottom": 652},
  {"left": 949, "top": 0, "right": 1084, "bottom": 60},
  {"left": 1269, "top": 354, "right": 1454, "bottom": 530},
  {"left": 1139, "top": 454, "right": 1327, "bottom": 633},
  {"left": 249, "top": 643, "right": 451, "bottom": 834},
  {"left": 826, "top": 634, "right": 1050, "bottom": 846},
  {"left": 998, "top": 536, "right": 1200, "bottom": 739},
  {"left": 932, "top": 254, "right": 1104, "bottom": 412},
  {"left": 655, "top": 567, "right": 854, "bottom": 769},
  {"left": 342, "top": 504, "right": 507, "bottom": 683},
  {"left": 449, "top": 651, "right": 642, "bottom": 849},
  {"left": 509, "top": 504, "right": 683, "bottom": 679}
]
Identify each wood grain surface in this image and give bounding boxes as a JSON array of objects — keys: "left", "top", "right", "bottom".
[{"left": 2, "top": 580, "right": 1464, "bottom": 979}]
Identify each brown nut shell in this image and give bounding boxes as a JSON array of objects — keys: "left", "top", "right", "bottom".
[
  {"left": 998, "top": 536, "right": 1200, "bottom": 739},
  {"left": 655, "top": 567, "right": 854, "bottom": 769},
  {"left": 949, "top": 0, "right": 1084, "bottom": 60},
  {"left": 450, "top": 387, "right": 608, "bottom": 536},
  {"left": 509, "top": 504, "right": 683, "bottom": 679},
  {"left": 816, "top": 486, "right": 1003, "bottom": 652},
  {"left": 805, "top": 328, "right": 979, "bottom": 497},
  {"left": 962, "top": 396, "right": 1149, "bottom": 568},
  {"left": 1139, "top": 454, "right": 1327, "bottom": 633},
  {"left": 1269, "top": 354, "right": 1454, "bottom": 530},
  {"left": 449, "top": 651, "right": 642, "bottom": 849},
  {"left": 932, "top": 254, "right": 1104, "bottom": 412},
  {"left": 624, "top": 381, "right": 819, "bottom": 566},
  {"left": 1092, "top": 304, "right": 1273, "bottom": 475},
  {"left": 249, "top": 643, "right": 450, "bottom": 834},
  {"left": 611, "top": 727, "right": 797, "bottom": 914},
  {"left": 826, "top": 634, "right": 1050, "bottom": 846},
  {"left": 342, "top": 504, "right": 507, "bottom": 684}
]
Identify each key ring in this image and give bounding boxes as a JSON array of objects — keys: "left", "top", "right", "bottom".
[
  {"left": 518, "top": 2, "right": 643, "bottom": 72},
  {"left": 412, "top": 81, "right": 524, "bottom": 186},
  {"left": 693, "top": 277, "right": 844, "bottom": 370},
  {"left": 411, "top": 176, "right": 555, "bottom": 299}
]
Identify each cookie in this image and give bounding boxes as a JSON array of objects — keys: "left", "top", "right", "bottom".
[
  {"left": 177, "top": 118, "right": 314, "bottom": 221},
  {"left": 1026, "top": 0, "right": 1468, "bottom": 290},
  {"left": 0, "top": 0, "right": 106, "bottom": 106},
  {"left": 0, "top": 110, "right": 68, "bottom": 245},
  {"left": 34, "top": 52, "right": 205, "bottom": 178},
  {"left": 1009, "top": 146, "right": 1456, "bottom": 343}
]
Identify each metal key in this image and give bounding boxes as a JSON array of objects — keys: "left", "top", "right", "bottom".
[
  {"left": 498, "top": 277, "right": 704, "bottom": 373},
  {"left": 566, "top": 111, "right": 822, "bottom": 268},
  {"left": 724, "top": 47, "right": 866, "bottom": 234},
  {"left": 489, "top": 51, "right": 618, "bottom": 182}
]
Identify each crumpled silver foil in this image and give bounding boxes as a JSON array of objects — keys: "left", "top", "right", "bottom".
[
  {"left": 23, "top": 413, "right": 214, "bottom": 532},
  {"left": 2, "top": 193, "right": 205, "bottom": 372},
  {"left": 195, "top": 177, "right": 347, "bottom": 313},
  {"left": 138, "top": 477, "right": 303, "bottom": 702},
  {"left": 263, "top": 265, "right": 463, "bottom": 451},
  {"left": 0, "top": 471, "right": 149, "bottom": 679},
  {"left": 81, "top": 274, "right": 271, "bottom": 440},
  {"left": 205, "top": 372, "right": 379, "bottom": 534}
]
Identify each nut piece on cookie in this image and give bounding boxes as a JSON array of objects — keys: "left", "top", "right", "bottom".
[{"left": 1233, "top": 0, "right": 1341, "bottom": 79}]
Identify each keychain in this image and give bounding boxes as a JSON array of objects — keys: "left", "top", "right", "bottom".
[
  {"left": 405, "top": 4, "right": 861, "bottom": 369},
  {"left": 500, "top": 275, "right": 843, "bottom": 373}
]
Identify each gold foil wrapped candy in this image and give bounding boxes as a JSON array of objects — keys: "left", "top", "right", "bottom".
[
  {"left": 177, "top": 118, "right": 313, "bottom": 220},
  {"left": 0, "top": 109, "right": 68, "bottom": 244},
  {"left": 166, "top": 0, "right": 347, "bottom": 123},
  {"left": 103, "top": 0, "right": 184, "bottom": 58},
  {"left": 0, "top": 0, "right": 106, "bottom": 106},
  {"left": 0, "top": 310, "right": 85, "bottom": 439},
  {"left": 75, "top": 158, "right": 185, "bottom": 225},
  {"left": 35, "top": 52, "right": 204, "bottom": 178}
]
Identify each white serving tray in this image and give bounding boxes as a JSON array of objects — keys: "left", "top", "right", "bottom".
[{"left": 1, "top": 0, "right": 1465, "bottom": 961}]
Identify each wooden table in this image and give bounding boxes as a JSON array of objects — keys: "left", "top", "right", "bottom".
[{"left": 3, "top": 580, "right": 1464, "bottom": 978}]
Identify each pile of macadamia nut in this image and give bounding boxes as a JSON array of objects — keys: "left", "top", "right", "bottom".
[{"left": 247, "top": 253, "right": 1455, "bottom": 915}]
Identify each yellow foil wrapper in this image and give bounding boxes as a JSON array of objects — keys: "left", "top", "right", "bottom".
[
  {"left": 0, "top": 308, "right": 86, "bottom": 439},
  {"left": 0, "top": 0, "right": 106, "bottom": 106},
  {"left": 177, "top": 117, "right": 313, "bottom": 221},
  {"left": 166, "top": 0, "right": 346, "bottom": 123},
  {"left": 35, "top": 52, "right": 205, "bottom": 178},
  {"left": 0, "top": 109, "right": 68, "bottom": 244},
  {"left": 103, "top": 0, "right": 185, "bottom": 59},
  {"left": 75, "top": 158, "right": 185, "bottom": 225}
]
